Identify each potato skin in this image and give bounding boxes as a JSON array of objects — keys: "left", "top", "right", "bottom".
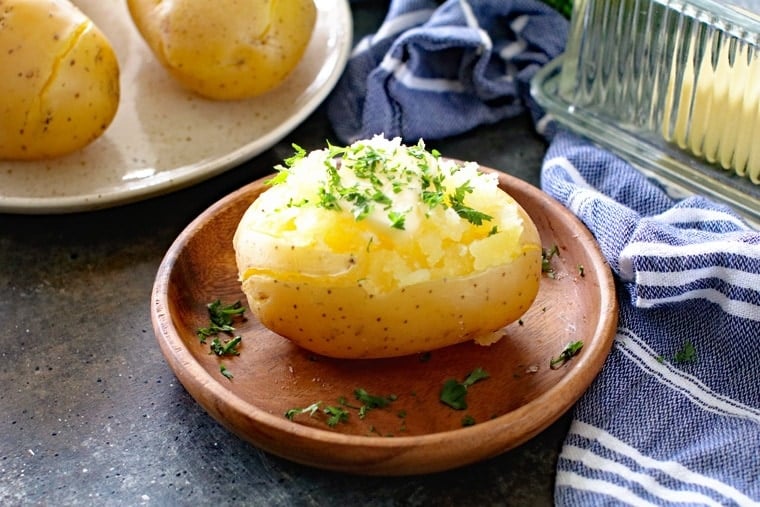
[
  {"left": 241, "top": 207, "right": 542, "bottom": 359},
  {"left": 0, "top": 0, "right": 120, "bottom": 160},
  {"left": 127, "top": 0, "right": 317, "bottom": 100}
]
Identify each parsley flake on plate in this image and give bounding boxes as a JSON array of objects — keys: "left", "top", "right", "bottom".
[
  {"left": 219, "top": 364, "right": 234, "bottom": 380},
  {"left": 210, "top": 336, "right": 242, "bottom": 356},
  {"left": 542, "top": 244, "right": 560, "bottom": 278},
  {"left": 440, "top": 367, "right": 490, "bottom": 410},
  {"left": 197, "top": 299, "right": 246, "bottom": 343},
  {"left": 354, "top": 388, "right": 397, "bottom": 419},
  {"left": 284, "top": 402, "right": 350, "bottom": 427},
  {"left": 550, "top": 341, "right": 584, "bottom": 370}
]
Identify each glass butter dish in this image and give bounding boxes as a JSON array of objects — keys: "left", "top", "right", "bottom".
[{"left": 532, "top": 0, "right": 760, "bottom": 224}]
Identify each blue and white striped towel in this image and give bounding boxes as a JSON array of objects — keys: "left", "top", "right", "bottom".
[
  {"left": 545, "top": 132, "right": 760, "bottom": 505},
  {"left": 327, "top": 0, "right": 760, "bottom": 504}
]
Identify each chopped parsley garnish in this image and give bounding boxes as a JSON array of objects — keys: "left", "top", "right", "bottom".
[
  {"left": 577, "top": 264, "right": 585, "bottom": 277},
  {"left": 448, "top": 182, "right": 493, "bottom": 225},
  {"left": 285, "top": 402, "right": 322, "bottom": 421},
  {"left": 323, "top": 406, "right": 351, "bottom": 427},
  {"left": 542, "top": 244, "right": 560, "bottom": 278},
  {"left": 422, "top": 188, "right": 445, "bottom": 209},
  {"left": 674, "top": 341, "right": 697, "bottom": 364},
  {"left": 197, "top": 300, "right": 246, "bottom": 343},
  {"left": 440, "top": 367, "right": 490, "bottom": 410},
  {"left": 317, "top": 186, "right": 341, "bottom": 210},
  {"left": 462, "top": 414, "right": 476, "bottom": 427},
  {"left": 219, "top": 364, "right": 234, "bottom": 380},
  {"left": 210, "top": 335, "right": 242, "bottom": 356},
  {"left": 284, "top": 401, "right": 349, "bottom": 427},
  {"left": 285, "top": 389, "right": 398, "bottom": 428},
  {"left": 354, "top": 388, "right": 396, "bottom": 419},
  {"left": 276, "top": 139, "right": 494, "bottom": 230},
  {"left": 267, "top": 143, "right": 307, "bottom": 186},
  {"left": 397, "top": 411, "right": 408, "bottom": 433},
  {"left": 284, "top": 143, "right": 307, "bottom": 166},
  {"left": 198, "top": 300, "right": 247, "bottom": 380},
  {"left": 388, "top": 210, "right": 407, "bottom": 230},
  {"left": 266, "top": 169, "right": 289, "bottom": 186},
  {"left": 550, "top": 341, "right": 584, "bottom": 369}
]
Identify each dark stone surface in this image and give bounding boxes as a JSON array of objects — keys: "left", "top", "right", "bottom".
[{"left": 0, "top": 3, "right": 567, "bottom": 505}]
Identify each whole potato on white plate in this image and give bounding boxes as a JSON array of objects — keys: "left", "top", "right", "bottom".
[
  {"left": 234, "top": 136, "right": 543, "bottom": 359},
  {"left": 127, "top": 0, "right": 317, "bottom": 100},
  {"left": 0, "top": 0, "right": 120, "bottom": 160}
]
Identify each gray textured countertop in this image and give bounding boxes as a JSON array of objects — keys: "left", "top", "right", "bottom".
[{"left": 0, "top": 4, "right": 567, "bottom": 505}]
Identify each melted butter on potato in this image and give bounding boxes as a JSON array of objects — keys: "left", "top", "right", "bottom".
[
  {"left": 234, "top": 136, "right": 543, "bottom": 359},
  {"left": 0, "top": 0, "right": 120, "bottom": 160},
  {"left": 127, "top": 0, "right": 317, "bottom": 100}
]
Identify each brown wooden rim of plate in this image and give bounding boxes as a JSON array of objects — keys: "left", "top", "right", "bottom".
[{"left": 151, "top": 164, "right": 619, "bottom": 476}]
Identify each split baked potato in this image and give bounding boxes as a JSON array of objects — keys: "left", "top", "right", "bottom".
[{"left": 234, "top": 136, "right": 543, "bottom": 359}]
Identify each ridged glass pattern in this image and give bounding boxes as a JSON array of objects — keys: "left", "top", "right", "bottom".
[{"left": 557, "top": 0, "right": 760, "bottom": 184}]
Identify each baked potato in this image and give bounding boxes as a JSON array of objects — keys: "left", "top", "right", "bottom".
[
  {"left": 233, "top": 136, "right": 543, "bottom": 359},
  {"left": 0, "top": 0, "right": 120, "bottom": 160},
  {"left": 126, "top": 0, "right": 317, "bottom": 100}
]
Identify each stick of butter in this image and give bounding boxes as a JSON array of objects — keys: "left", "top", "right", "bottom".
[{"left": 662, "top": 37, "right": 760, "bottom": 184}]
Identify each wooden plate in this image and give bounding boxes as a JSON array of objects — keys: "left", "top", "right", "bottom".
[{"left": 151, "top": 167, "right": 618, "bottom": 476}]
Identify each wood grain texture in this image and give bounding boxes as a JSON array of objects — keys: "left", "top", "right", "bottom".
[{"left": 151, "top": 166, "right": 618, "bottom": 476}]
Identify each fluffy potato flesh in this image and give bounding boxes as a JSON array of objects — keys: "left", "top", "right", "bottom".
[
  {"left": 234, "top": 136, "right": 543, "bottom": 359},
  {"left": 0, "top": 0, "right": 120, "bottom": 160},
  {"left": 127, "top": 0, "right": 317, "bottom": 100}
]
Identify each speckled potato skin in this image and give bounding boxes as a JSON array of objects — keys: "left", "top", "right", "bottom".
[
  {"left": 126, "top": 0, "right": 317, "bottom": 100},
  {"left": 0, "top": 0, "right": 120, "bottom": 160},
  {"left": 240, "top": 207, "right": 542, "bottom": 359}
]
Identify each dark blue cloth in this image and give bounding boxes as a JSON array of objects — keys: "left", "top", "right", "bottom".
[
  {"left": 327, "top": 0, "right": 566, "bottom": 143},
  {"left": 328, "top": 1, "right": 760, "bottom": 504}
]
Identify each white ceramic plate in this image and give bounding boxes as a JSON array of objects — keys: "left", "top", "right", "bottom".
[{"left": 0, "top": 0, "right": 352, "bottom": 214}]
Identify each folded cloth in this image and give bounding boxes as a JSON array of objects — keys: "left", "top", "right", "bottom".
[
  {"left": 327, "top": 0, "right": 567, "bottom": 143},
  {"left": 544, "top": 131, "right": 760, "bottom": 506},
  {"left": 328, "top": 1, "right": 760, "bottom": 504}
]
